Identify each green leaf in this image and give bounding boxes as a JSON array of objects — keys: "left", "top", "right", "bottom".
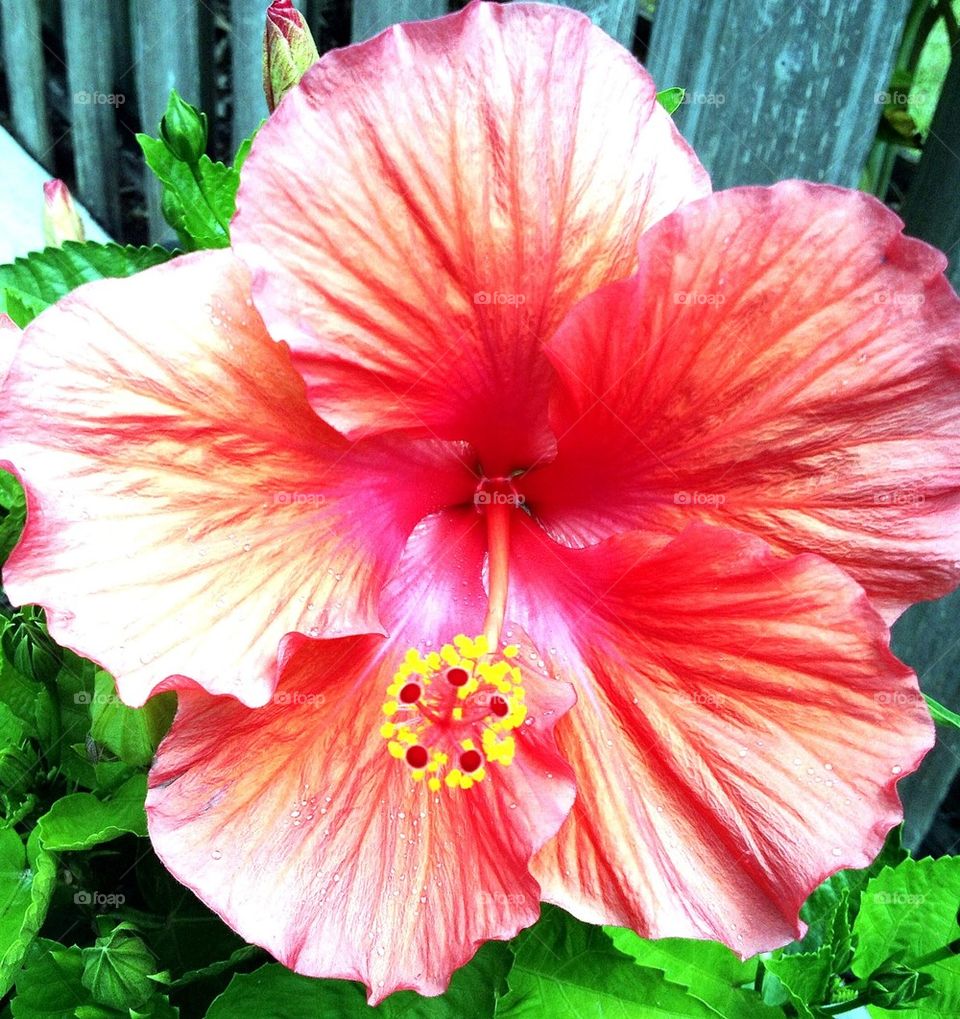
[
  {"left": 0, "top": 639, "right": 42, "bottom": 743},
  {"left": 37, "top": 774, "right": 147, "bottom": 851},
  {"left": 0, "top": 243, "right": 172, "bottom": 328},
  {"left": 82, "top": 923, "right": 160, "bottom": 1011},
  {"left": 656, "top": 87, "right": 685, "bottom": 114},
  {"left": 762, "top": 947, "right": 833, "bottom": 1019},
  {"left": 90, "top": 672, "right": 175, "bottom": 768},
  {"left": 924, "top": 694, "right": 960, "bottom": 731},
  {"left": 138, "top": 137, "right": 238, "bottom": 251},
  {"left": 0, "top": 830, "right": 55, "bottom": 998},
  {"left": 12, "top": 939, "right": 93, "bottom": 1019},
  {"left": 854, "top": 857, "right": 960, "bottom": 1018},
  {"left": 604, "top": 929, "right": 787, "bottom": 1019},
  {"left": 497, "top": 906, "right": 723, "bottom": 1018},
  {"left": 206, "top": 941, "right": 510, "bottom": 1018},
  {"left": 11, "top": 937, "right": 174, "bottom": 1019},
  {"left": 0, "top": 471, "right": 26, "bottom": 567}
]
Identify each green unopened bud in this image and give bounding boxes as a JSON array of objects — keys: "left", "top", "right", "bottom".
[
  {"left": 42, "top": 179, "right": 85, "bottom": 247},
  {"left": 159, "top": 90, "right": 208, "bottom": 165},
  {"left": 1, "top": 608, "right": 63, "bottom": 685},
  {"left": 866, "top": 963, "right": 934, "bottom": 1009},
  {"left": 263, "top": 0, "right": 319, "bottom": 112}
]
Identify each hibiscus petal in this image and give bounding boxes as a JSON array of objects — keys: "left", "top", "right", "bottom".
[
  {"left": 232, "top": 0, "right": 709, "bottom": 472},
  {"left": 504, "top": 517, "right": 933, "bottom": 956},
  {"left": 147, "top": 510, "right": 576, "bottom": 1002},
  {"left": 527, "top": 181, "right": 960, "bottom": 619},
  {"left": 0, "top": 251, "right": 474, "bottom": 707}
]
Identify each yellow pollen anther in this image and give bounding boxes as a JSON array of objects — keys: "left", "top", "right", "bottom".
[{"left": 380, "top": 634, "right": 529, "bottom": 794}]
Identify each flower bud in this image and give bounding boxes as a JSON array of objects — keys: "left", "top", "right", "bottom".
[
  {"left": 263, "top": 0, "right": 319, "bottom": 112},
  {"left": 42, "top": 179, "right": 85, "bottom": 247},
  {"left": 159, "top": 90, "right": 208, "bottom": 165},
  {"left": 866, "top": 963, "right": 934, "bottom": 1009}
]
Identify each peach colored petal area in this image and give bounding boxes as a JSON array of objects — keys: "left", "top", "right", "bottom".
[
  {"left": 526, "top": 181, "right": 960, "bottom": 621},
  {"left": 146, "top": 510, "right": 576, "bottom": 1002},
  {"left": 505, "top": 517, "right": 933, "bottom": 957},
  {"left": 232, "top": 0, "right": 709, "bottom": 473},
  {"left": 0, "top": 251, "right": 476, "bottom": 707},
  {"left": 0, "top": 313, "right": 20, "bottom": 385}
]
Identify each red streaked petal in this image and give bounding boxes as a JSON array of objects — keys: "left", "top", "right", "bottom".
[
  {"left": 0, "top": 251, "right": 474, "bottom": 707},
  {"left": 528, "top": 181, "right": 960, "bottom": 619},
  {"left": 147, "top": 510, "right": 576, "bottom": 1002},
  {"left": 504, "top": 517, "right": 933, "bottom": 955},
  {"left": 233, "top": 0, "right": 709, "bottom": 472}
]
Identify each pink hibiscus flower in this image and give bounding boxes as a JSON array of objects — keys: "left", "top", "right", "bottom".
[{"left": 2, "top": 0, "right": 958, "bottom": 1003}]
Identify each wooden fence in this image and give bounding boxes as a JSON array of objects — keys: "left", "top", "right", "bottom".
[
  {"left": 1, "top": 2, "right": 957, "bottom": 277},
  {"left": 0, "top": 0, "right": 959, "bottom": 849}
]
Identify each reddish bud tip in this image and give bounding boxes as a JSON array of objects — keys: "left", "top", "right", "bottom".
[{"left": 263, "top": 1, "right": 320, "bottom": 112}]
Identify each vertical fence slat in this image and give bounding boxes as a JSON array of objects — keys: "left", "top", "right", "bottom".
[
  {"left": 901, "top": 51, "right": 960, "bottom": 289},
  {"left": 351, "top": 1, "right": 447, "bottom": 43},
  {"left": 892, "top": 589, "right": 960, "bottom": 851},
  {"left": 130, "top": 0, "right": 201, "bottom": 243},
  {"left": 231, "top": 0, "right": 268, "bottom": 153},
  {"left": 647, "top": 0, "right": 909, "bottom": 188},
  {"left": 538, "top": 0, "right": 638, "bottom": 48},
  {"left": 0, "top": 0, "right": 53, "bottom": 168},
  {"left": 62, "top": 0, "right": 121, "bottom": 235}
]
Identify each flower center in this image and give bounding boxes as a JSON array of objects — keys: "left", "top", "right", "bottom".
[{"left": 380, "top": 634, "right": 527, "bottom": 791}]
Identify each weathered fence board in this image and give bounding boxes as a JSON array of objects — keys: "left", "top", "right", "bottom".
[
  {"left": 892, "top": 589, "right": 960, "bottom": 851},
  {"left": 540, "top": 0, "right": 638, "bottom": 48},
  {"left": 646, "top": 0, "right": 910, "bottom": 188},
  {"left": 901, "top": 45, "right": 960, "bottom": 289},
  {"left": 231, "top": 0, "right": 269, "bottom": 152},
  {"left": 63, "top": 0, "right": 121, "bottom": 234},
  {"left": 0, "top": 0, "right": 52, "bottom": 168},
  {"left": 351, "top": 0, "right": 447, "bottom": 43},
  {"left": 130, "top": 0, "right": 202, "bottom": 243}
]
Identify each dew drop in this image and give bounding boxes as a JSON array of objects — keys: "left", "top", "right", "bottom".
[
  {"left": 891, "top": 764, "right": 903, "bottom": 775},
  {"left": 212, "top": 849, "right": 222, "bottom": 860},
  {"left": 831, "top": 847, "right": 842, "bottom": 857}
]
